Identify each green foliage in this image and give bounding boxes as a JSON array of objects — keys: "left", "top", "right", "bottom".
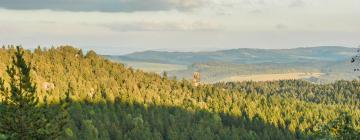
[
  {"left": 0, "top": 46, "right": 359, "bottom": 139},
  {"left": 0, "top": 134, "right": 7, "bottom": 140},
  {"left": 317, "top": 111, "right": 360, "bottom": 139},
  {"left": 0, "top": 46, "right": 69, "bottom": 139}
]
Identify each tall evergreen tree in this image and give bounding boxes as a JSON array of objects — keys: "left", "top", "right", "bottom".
[{"left": 0, "top": 46, "right": 68, "bottom": 140}]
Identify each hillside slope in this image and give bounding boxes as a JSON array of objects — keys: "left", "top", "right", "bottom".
[{"left": 0, "top": 46, "right": 359, "bottom": 139}]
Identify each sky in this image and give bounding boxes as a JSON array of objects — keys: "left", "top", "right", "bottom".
[{"left": 0, "top": 0, "right": 359, "bottom": 54}]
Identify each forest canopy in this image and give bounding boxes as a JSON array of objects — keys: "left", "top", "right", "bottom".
[{"left": 0, "top": 45, "right": 359, "bottom": 140}]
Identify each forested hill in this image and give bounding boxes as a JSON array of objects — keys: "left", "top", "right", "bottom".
[
  {"left": 0, "top": 46, "right": 359, "bottom": 139},
  {"left": 107, "top": 46, "right": 355, "bottom": 65}
]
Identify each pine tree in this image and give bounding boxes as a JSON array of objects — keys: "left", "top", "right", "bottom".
[
  {"left": 318, "top": 111, "right": 360, "bottom": 140},
  {"left": 0, "top": 46, "right": 68, "bottom": 140}
]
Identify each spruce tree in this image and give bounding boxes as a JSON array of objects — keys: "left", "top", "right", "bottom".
[{"left": 0, "top": 46, "right": 68, "bottom": 140}]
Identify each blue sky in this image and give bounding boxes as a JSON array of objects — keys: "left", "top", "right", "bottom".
[{"left": 0, "top": 0, "right": 359, "bottom": 54}]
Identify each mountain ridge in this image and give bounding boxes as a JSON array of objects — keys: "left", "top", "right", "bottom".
[{"left": 106, "top": 46, "right": 355, "bottom": 65}]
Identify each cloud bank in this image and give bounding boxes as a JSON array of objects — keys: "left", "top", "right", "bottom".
[
  {"left": 105, "top": 21, "right": 220, "bottom": 32},
  {"left": 0, "top": 0, "right": 206, "bottom": 12}
]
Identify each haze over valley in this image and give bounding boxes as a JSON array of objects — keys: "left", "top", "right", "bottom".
[{"left": 106, "top": 46, "right": 359, "bottom": 83}]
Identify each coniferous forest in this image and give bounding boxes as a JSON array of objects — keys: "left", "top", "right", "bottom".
[{"left": 0, "top": 46, "right": 359, "bottom": 140}]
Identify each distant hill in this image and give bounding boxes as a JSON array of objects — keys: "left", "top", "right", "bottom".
[
  {"left": 106, "top": 46, "right": 355, "bottom": 65},
  {"left": 105, "top": 46, "right": 358, "bottom": 83}
]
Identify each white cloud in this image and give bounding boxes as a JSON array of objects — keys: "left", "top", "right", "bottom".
[
  {"left": 289, "top": 0, "right": 305, "bottom": 7},
  {"left": 105, "top": 21, "right": 220, "bottom": 32},
  {"left": 275, "top": 24, "right": 288, "bottom": 30},
  {"left": 0, "top": 0, "right": 360, "bottom": 53}
]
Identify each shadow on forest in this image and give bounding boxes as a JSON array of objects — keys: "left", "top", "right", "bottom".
[{"left": 59, "top": 99, "right": 314, "bottom": 140}]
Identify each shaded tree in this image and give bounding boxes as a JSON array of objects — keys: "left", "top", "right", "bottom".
[
  {"left": 318, "top": 111, "right": 360, "bottom": 140},
  {"left": 0, "top": 46, "right": 68, "bottom": 139}
]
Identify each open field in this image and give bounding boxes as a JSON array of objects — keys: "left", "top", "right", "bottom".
[{"left": 220, "top": 72, "right": 324, "bottom": 82}]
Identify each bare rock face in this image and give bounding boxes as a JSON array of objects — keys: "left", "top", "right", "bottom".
[
  {"left": 88, "top": 88, "right": 95, "bottom": 99},
  {"left": 192, "top": 72, "right": 201, "bottom": 87},
  {"left": 43, "top": 82, "right": 55, "bottom": 91}
]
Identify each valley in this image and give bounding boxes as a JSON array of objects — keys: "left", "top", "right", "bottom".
[
  {"left": 115, "top": 60, "right": 187, "bottom": 73},
  {"left": 219, "top": 72, "right": 323, "bottom": 82},
  {"left": 106, "top": 46, "right": 359, "bottom": 83}
]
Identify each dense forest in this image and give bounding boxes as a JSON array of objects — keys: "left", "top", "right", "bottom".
[{"left": 0, "top": 45, "right": 359, "bottom": 139}]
